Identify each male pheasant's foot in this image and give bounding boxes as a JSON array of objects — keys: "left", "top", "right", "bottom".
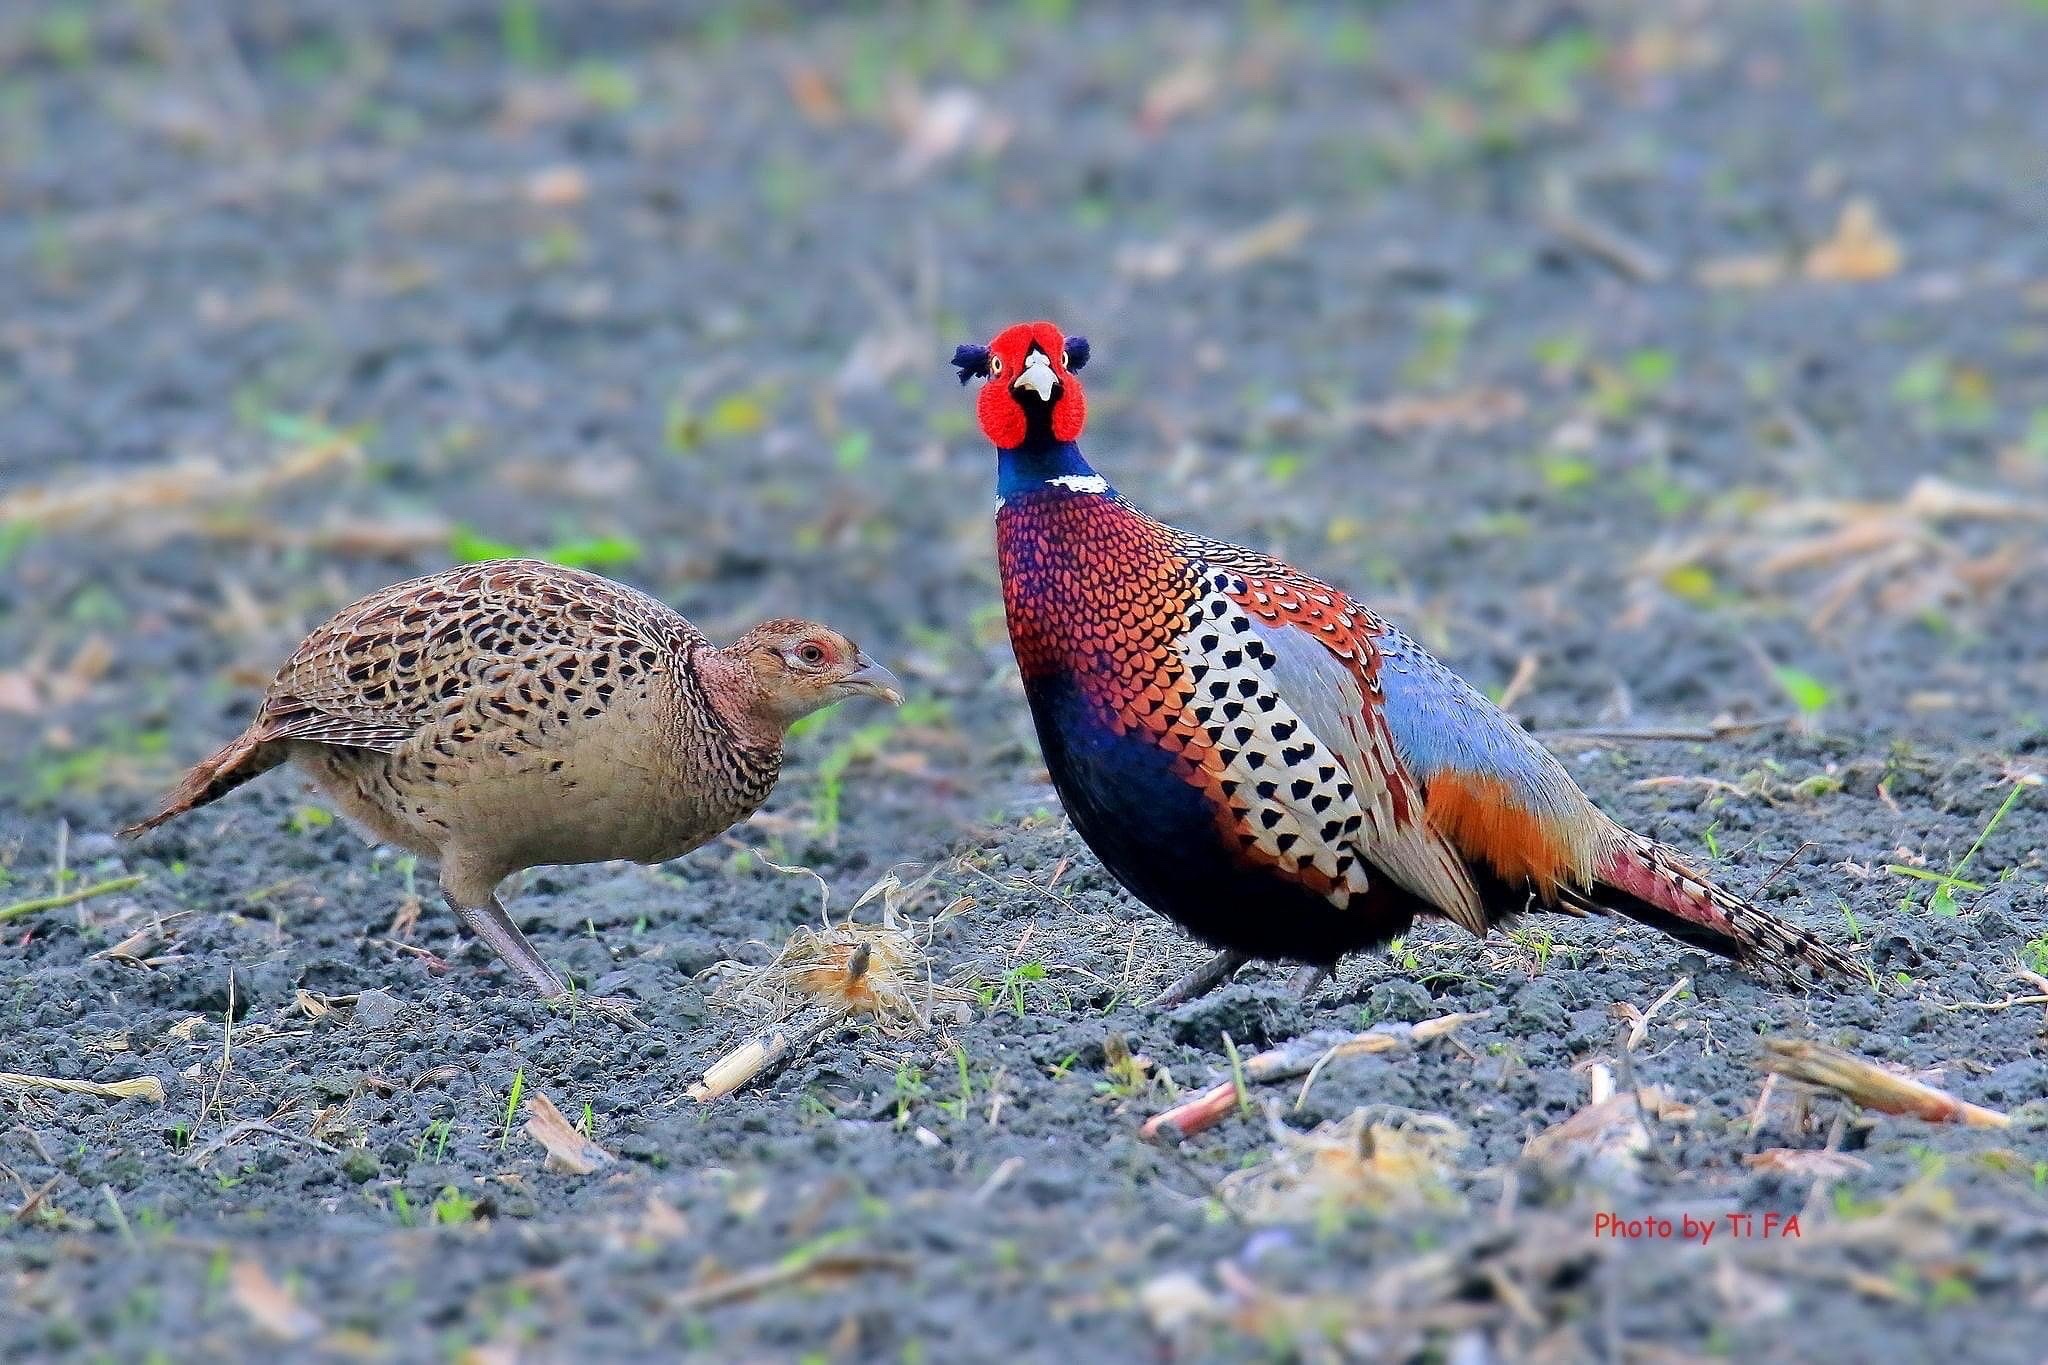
[
  {"left": 1148, "top": 949, "right": 1251, "bottom": 1008},
  {"left": 1289, "top": 964, "right": 1332, "bottom": 1001}
]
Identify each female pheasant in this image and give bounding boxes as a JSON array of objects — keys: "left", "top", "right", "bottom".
[
  {"left": 953, "top": 321, "right": 1859, "bottom": 1004},
  {"left": 124, "top": 559, "right": 901, "bottom": 1025}
]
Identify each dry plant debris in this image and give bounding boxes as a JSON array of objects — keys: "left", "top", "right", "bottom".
[
  {"left": 1609, "top": 975, "right": 1691, "bottom": 1051},
  {"left": 0, "top": 1072, "right": 164, "bottom": 1104},
  {"left": 0, "top": 431, "right": 361, "bottom": 544},
  {"left": 690, "top": 887, "right": 973, "bottom": 1102},
  {"left": 1758, "top": 1039, "right": 2010, "bottom": 1127},
  {"left": 1203, "top": 209, "right": 1315, "bottom": 273},
  {"left": 1142, "top": 1209, "right": 1606, "bottom": 1360},
  {"left": 1218, "top": 1105, "right": 1467, "bottom": 1223},
  {"left": 523, "top": 1091, "right": 613, "bottom": 1175},
  {"left": 95, "top": 911, "right": 189, "bottom": 968},
  {"left": 1347, "top": 387, "right": 1528, "bottom": 436},
  {"left": 1523, "top": 1062, "right": 1694, "bottom": 1175},
  {"left": 1803, "top": 197, "right": 1904, "bottom": 282},
  {"left": 0, "top": 636, "right": 112, "bottom": 716},
  {"left": 1742, "top": 1148, "right": 1872, "bottom": 1179},
  {"left": 669, "top": 1246, "right": 914, "bottom": 1313},
  {"left": 1638, "top": 475, "right": 2048, "bottom": 629},
  {"left": 1141, "top": 1013, "right": 1483, "bottom": 1144},
  {"left": 230, "top": 1259, "right": 322, "bottom": 1342}
]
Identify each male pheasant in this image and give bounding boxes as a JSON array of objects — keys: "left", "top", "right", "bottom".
[
  {"left": 953, "top": 321, "right": 1859, "bottom": 1004},
  {"left": 125, "top": 559, "right": 901, "bottom": 1024}
]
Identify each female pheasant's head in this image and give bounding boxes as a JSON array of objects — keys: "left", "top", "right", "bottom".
[{"left": 951, "top": 321, "right": 1089, "bottom": 449}]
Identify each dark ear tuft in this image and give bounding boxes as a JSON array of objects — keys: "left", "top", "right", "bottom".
[
  {"left": 1064, "top": 336, "right": 1090, "bottom": 372},
  {"left": 950, "top": 343, "right": 992, "bottom": 385}
]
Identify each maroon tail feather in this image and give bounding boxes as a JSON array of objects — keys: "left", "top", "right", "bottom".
[{"left": 1588, "top": 831, "right": 1863, "bottom": 985}]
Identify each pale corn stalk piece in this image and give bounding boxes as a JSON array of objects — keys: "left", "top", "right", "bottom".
[
  {"left": 523, "top": 1090, "right": 613, "bottom": 1174},
  {"left": 1758, "top": 1039, "right": 2009, "bottom": 1127},
  {"left": 0, "top": 1072, "right": 164, "bottom": 1103}
]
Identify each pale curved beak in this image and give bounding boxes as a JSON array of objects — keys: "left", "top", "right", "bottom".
[
  {"left": 1012, "top": 352, "right": 1057, "bottom": 402},
  {"left": 839, "top": 655, "right": 903, "bottom": 706}
]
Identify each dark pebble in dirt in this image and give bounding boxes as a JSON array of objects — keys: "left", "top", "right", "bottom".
[
  {"left": 351, "top": 988, "right": 403, "bottom": 1030},
  {"left": 2010, "top": 1102, "right": 2048, "bottom": 1131},
  {"left": 1365, "top": 979, "right": 1436, "bottom": 1023},
  {"left": 1971, "top": 906, "right": 2020, "bottom": 944},
  {"left": 1164, "top": 979, "right": 1297, "bottom": 1047},
  {"left": 1510, "top": 980, "right": 1569, "bottom": 1032}
]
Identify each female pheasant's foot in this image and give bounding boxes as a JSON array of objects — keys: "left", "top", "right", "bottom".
[
  {"left": 444, "top": 891, "right": 568, "bottom": 996},
  {"left": 442, "top": 893, "right": 643, "bottom": 1028},
  {"left": 1147, "top": 949, "right": 1251, "bottom": 1008}
]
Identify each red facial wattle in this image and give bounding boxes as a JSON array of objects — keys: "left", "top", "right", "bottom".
[{"left": 971, "top": 320, "right": 1087, "bottom": 449}]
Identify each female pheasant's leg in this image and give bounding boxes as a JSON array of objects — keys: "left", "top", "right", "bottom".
[
  {"left": 442, "top": 892, "right": 646, "bottom": 1029},
  {"left": 443, "top": 891, "right": 567, "bottom": 996},
  {"left": 1148, "top": 949, "right": 1251, "bottom": 1008}
]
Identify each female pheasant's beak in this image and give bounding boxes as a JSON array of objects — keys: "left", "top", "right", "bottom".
[
  {"left": 1013, "top": 351, "right": 1058, "bottom": 403},
  {"left": 838, "top": 655, "right": 904, "bottom": 706}
]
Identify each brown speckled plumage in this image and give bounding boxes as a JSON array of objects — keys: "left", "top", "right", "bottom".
[{"left": 126, "top": 560, "right": 901, "bottom": 1020}]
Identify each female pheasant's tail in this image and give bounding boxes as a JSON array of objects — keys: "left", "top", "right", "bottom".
[
  {"left": 120, "top": 728, "right": 285, "bottom": 837},
  {"left": 1578, "top": 829, "right": 1865, "bottom": 987}
]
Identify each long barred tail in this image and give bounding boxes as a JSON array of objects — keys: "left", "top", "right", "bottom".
[
  {"left": 119, "top": 729, "right": 284, "bottom": 838},
  {"left": 1581, "top": 830, "right": 1864, "bottom": 986}
]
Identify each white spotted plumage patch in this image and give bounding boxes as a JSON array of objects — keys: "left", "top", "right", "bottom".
[
  {"left": 1170, "top": 562, "right": 1490, "bottom": 935},
  {"left": 1174, "top": 572, "right": 1374, "bottom": 904}
]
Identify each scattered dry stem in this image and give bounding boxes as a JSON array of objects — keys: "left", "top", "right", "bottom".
[{"left": 1758, "top": 1039, "right": 2009, "bottom": 1127}]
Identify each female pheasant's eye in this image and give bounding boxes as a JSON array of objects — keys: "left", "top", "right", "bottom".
[
  {"left": 988, "top": 355, "right": 1002, "bottom": 376},
  {"left": 797, "top": 642, "right": 826, "bottom": 666}
]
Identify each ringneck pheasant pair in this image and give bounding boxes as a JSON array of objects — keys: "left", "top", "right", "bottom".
[
  {"left": 132, "top": 323, "right": 1854, "bottom": 1028},
  {"left": 955, "top": 320, "right": 1857, "bottom": 1002}
]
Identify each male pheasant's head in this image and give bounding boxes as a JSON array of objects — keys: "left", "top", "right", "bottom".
[
  {"left": 951, "top": 320, "right": 1089, "bottom": 450},
  {"left": 724, "top": 619, "right": 902, "bottom": 731}
]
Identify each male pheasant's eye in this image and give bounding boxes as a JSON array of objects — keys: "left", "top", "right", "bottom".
[
  {"left": 988, "top": 355, "right": 1002, "bottom": 376},
  {"left": 797, "top": 642, "right": 826, "bottom": 666}
]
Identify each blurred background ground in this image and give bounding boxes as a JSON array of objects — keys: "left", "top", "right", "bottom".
[{"left": 2, "top": 1, "right": 2046, "bottom": 1360}]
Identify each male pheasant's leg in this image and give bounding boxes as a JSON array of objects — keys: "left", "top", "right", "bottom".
[
  {"left": 1289, "top": 964, "right": 1331, "bottom": 1001},
  {"left": 1148, "top": 949, "right": 1251, "bottom": 1008},
  {"left": 441, "top": 892, "right": 646, "bottom": 1029}
]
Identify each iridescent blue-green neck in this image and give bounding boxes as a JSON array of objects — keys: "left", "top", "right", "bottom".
[{"left": 997, "top": 431, "right": 1112, "bottom": 500}]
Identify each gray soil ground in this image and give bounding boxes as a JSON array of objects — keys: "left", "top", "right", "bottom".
[{"left": 3, "top": 1, "right": 2047, "bottom": 1360}]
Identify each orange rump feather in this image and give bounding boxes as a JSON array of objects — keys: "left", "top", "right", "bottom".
[{"left": 1423, "top": 773, "right": 1577, "bottom": 898}]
